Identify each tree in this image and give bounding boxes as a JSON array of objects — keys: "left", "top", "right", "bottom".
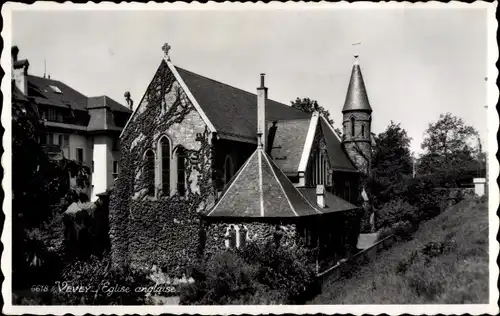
[
  {"left": 419, "top": 113, "right": 478, "bottom": 175},
  {"left": 290, "top": 97, "right": 342, "bottom": 136},
  {"left": 369, "top": 121, "right": 413, "bottom": 207},
  {"left": 12, "top": 90, "right": 91, "bottom": 291}
]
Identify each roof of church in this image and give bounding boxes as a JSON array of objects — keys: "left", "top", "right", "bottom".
[
  {"left": 175, "top": 66, "right": 311, "bottom": 142},
  {"left": 298, "top": 188, "right": 358, "bottom": 213},
  {"left": 342, "top": 60, "right": 372, "bottom": 112},
  {"left": 204, "top": 147, "right": 354, "bottom": 218},
  {"left": 319, "top": 117, "right": 358, "bottom": 172},
  {"left": 175, "top": 65, "right": 357, "bottom": 175},
  {"left": 267, "top": 118, "right": 311, "bottom": 175}
]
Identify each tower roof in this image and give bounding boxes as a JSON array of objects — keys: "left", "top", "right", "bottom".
[
  {"left": 342, "top": 58, "right": 372, "bottom": 112},
  {"left": 204, "top": 147, "right": 353, "bottom": 218}
]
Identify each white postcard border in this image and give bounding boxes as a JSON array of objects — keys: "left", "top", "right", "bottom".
[{"left": 2, "top": 1, "right": 498, "bottom": 315}]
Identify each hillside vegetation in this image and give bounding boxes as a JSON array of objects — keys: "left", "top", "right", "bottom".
[{"left": 311, "top": 196, "right": 489, "bottom": 304}]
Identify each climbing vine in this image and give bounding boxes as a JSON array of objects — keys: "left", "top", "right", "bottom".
[{"left": 109, "top": 60, "right": 216, "bottom": 277}]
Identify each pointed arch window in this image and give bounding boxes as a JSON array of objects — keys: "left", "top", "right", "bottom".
[
  {"left": 350, "top": 117, "right": 355, "bottom": 137},
  {"left": 160, "top": 136, "right": 171, "bottom": 196},
  {"left": 177, "top": 146, "right": 187, "bottom": 197},
  {"left": 145, "top": 150, "right": 155, "bottom": 196}
]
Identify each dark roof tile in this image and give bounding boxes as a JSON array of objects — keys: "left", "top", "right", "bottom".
[
  {"left": 320, "top": 117, "right": 358, "bottom": 172},
  {"left": 342, "top": 62, "right": 372, "bottom": 112},
  {"left": 298, "top": 188, "right": 359, "bottom": 213},
  {"left": 204, "top": 148, "right": 351, "bottom": 218},
  {"left": 267, "top": 117, "right": 311, "bottom": 174},
  {"left": 175, "top": 66, "right": 310, "bottom": 141}
]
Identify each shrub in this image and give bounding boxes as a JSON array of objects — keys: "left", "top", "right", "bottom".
[
  {"left": 238, "top": 242, "right": 318, "bottom": 303},
  {"left": 179, "top": 242, "right": 318, "bottom": 305},
  {"left": 392, "top": 220, "right": 415, "bottom": 241},
  {"left": 52, "top": 255, "right": 153, "bottom": 305},
  {"left": 377, "top": 226, "right": 394, "bottom": 242},
  {"left": 376, "top": 199, "right": 418, "bottom": 229},
  {"left": 179, "top": 251, "right": 259, "bottom": 305}
]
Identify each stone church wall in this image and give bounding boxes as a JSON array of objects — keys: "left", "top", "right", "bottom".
[
  {"left": 342, "top": 111, "right": 372, "bottom": 175},
  {"left": 202, "top": 220, "right": 297, "bottom": 256},
  {"left": 109, "top": 61, "right": 216, "bottom": 277}
]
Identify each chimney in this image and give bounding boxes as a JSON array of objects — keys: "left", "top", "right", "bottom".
[
  {"left": 11, "top": 46, "right": 19, "bottom": 63},
  {"left": 257, "top": 73, "right": 268, "bottom": 149},
  {"left": 124, "top": 91, "right": 134, "bottom": 110},
  {"left": 12, "top": 46, "right": 29, "bottom": 95},
  {"left": 316, "top": 184, "right": 325, "bottom": 209}
]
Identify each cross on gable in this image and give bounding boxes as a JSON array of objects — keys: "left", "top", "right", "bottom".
[{"left": 162, "top": 43, "right": 171, "bottom": 60}]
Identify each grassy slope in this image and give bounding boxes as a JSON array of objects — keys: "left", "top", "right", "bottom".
[{"left": 310, "top": 197, "right": 489, "bottom": 304}]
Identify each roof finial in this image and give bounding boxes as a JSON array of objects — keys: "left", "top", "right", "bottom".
[
  {"left": 162, "top": 42, "right": 172, "bottom": 61},
  {"left": 257, "top": 132, "right": 263, "bottom": 149},
  {"left": 352, "top": 42, "right": 361, "bottom": 64}
]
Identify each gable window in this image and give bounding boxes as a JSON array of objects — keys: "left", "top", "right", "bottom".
[
  {"left": 350, "top": 117, "right": 355, "bottom": 137},
  {"left": 177, "top": 147, "right": 187, "bottom": 197},
  {"left": 145, "top": 150, "right": 155, "bottom": 196},
  {"left": 311, "top": 149, "right": 328, "bottom": 186},
  {"left": 224, "top": 155, "right": 235, "bottom": 185},
  {"left": 160, "top": 137, "right": 171, "bottom": 196}
]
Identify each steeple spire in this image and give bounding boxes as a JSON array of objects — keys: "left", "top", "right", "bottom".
[{"left": 342, "top": 54, "right": 372, "bottom": 112}]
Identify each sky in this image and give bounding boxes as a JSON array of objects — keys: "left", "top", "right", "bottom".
[{"left": 11, "top": 7, "right": 489, "bottom": 155}]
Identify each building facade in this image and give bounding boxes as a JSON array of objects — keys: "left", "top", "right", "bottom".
[
  {"left": 110, "top": 46, "right": 374, "bottom": 276},
  {"left": 11, "top": 46, "right": 132, "bottom": 201}
]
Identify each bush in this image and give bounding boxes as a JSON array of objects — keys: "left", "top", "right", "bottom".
[
  {"left": 376, "top": 199, "right": 418, "bottom": 229},
  {"left": 392, "top": 220, "right": 415, "bottom": 241},
  {"left": 238, "top": 242, "right": 318, "bottom": 302},
  {"left": 179, "top": 242, "right": 318, "bottom": 305},
  {"left": 52, "top": 255, "right": 153, "bottom": 305},
  {"left": 376, "top": 226, "right": 394, "bottom": 242}
]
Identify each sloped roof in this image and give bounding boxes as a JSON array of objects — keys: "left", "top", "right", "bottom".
[
  {"left": 342, "top": 60, "right": 372, "bottom": 112},
  {"left": 28, "top": 75, "right": 88, "bottom": 111},
  {"left": 298, "top": 188, "right": 359, "bottom": 213},
  {"left": 267, "top": 117, "right": 311, "bottom": 175},
  {"left": 319, "top": 117, "right": 358, "bottom": 172},
  {"left": 87, "top": 95, "right": 132, "bottom": 113},
  {"left": 175, "top": 66, "right": 310, "bottom": 142},
  {"left": 27, "top": 75, "right": 131, "bottom": 113},
  {"left": 87, "top": 96, "right": 122, "bottom": 132},
  {"left": 205, "top": 147, "right": 352, "bottom": 218}
]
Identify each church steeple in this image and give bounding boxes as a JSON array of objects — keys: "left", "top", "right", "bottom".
[
  {"left": 342, "top": 55, "right": 372, "bottom": 113},
  {"left": 341, "top": 54, "right": 373, "bottom": 175}
]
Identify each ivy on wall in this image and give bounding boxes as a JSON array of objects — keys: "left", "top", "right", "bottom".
[
  {"left": 108, "top": 60, "right": 366, "bottom": 278},
  {"left": 109, "top": 60, "right": 216, "bottom": 277}
]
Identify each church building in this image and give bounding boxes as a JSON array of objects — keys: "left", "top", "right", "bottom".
[{"left": 109, "top": 44, "right": 374, "bottom": 275}]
